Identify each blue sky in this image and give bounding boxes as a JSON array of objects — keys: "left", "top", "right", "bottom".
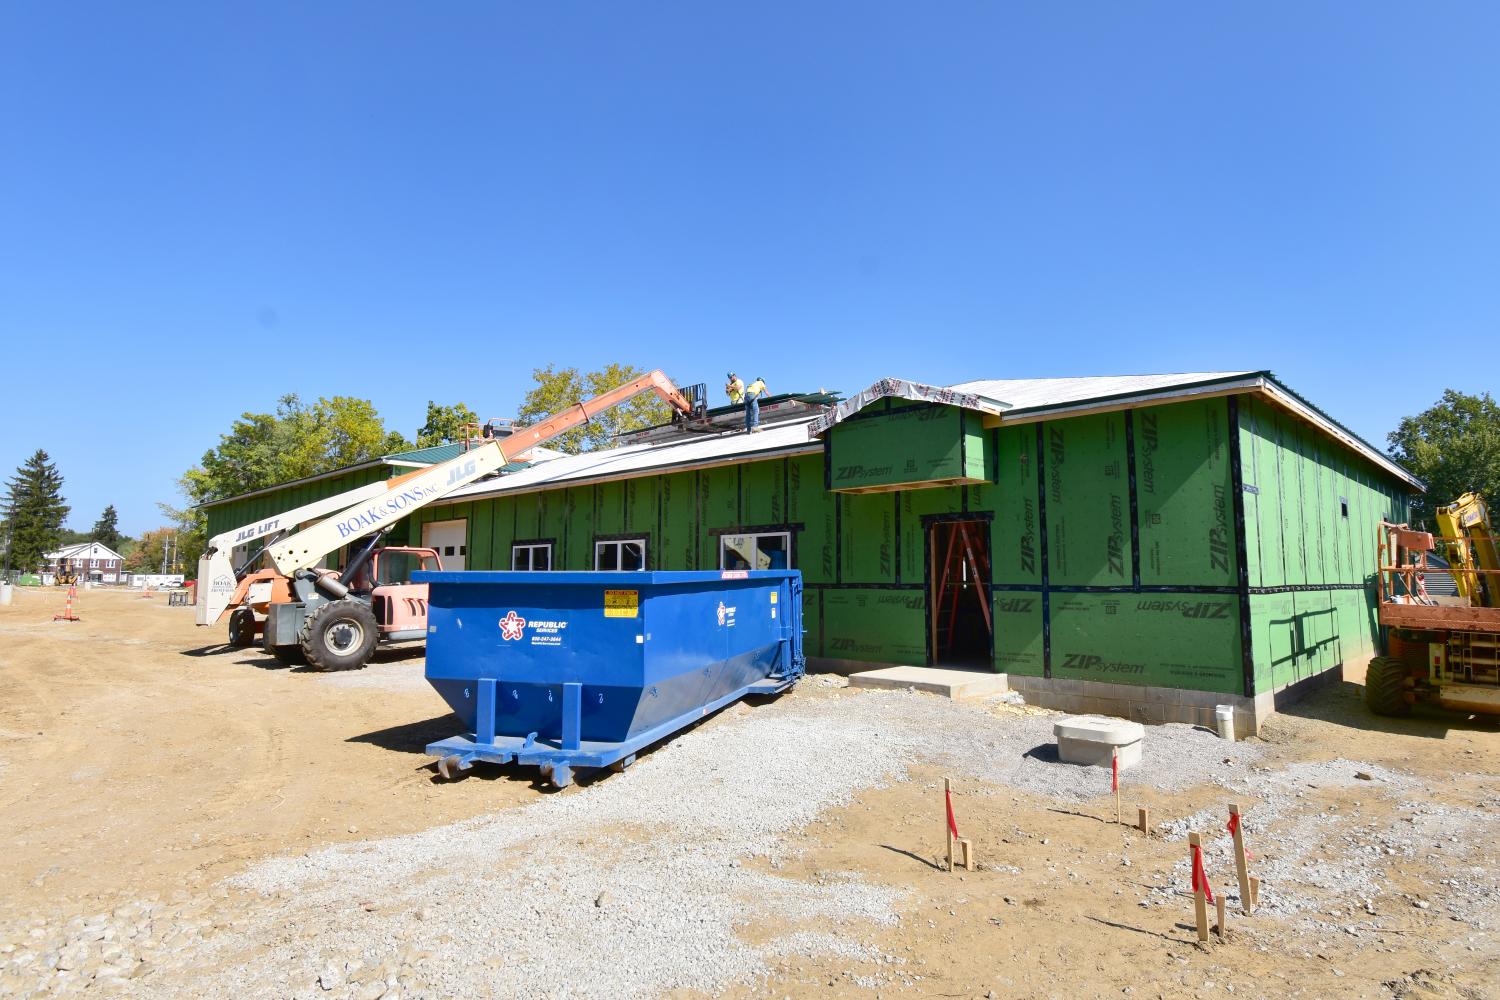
[{"left": 2, "top": 3, "right": 1496, "bottom": 535}]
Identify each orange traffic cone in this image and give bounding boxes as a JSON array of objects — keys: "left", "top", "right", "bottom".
[{"left": 54, "top": 584, "right": 80, "bottom": 622}]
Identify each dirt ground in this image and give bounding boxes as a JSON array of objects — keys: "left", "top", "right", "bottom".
[{"left": 2, "top": 586, "right": 1498, "bottom": 999}]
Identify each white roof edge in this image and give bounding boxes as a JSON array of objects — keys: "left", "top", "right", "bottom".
[
  {"left": 1257, "top": 381, "right": 1423, "bottom": 490},
  {"left": 993, "top": 373, "right": 1421, "bottom": 490},
  {"left": 431, "top": 440, "right": 824, "bottom": 506},
  {"left": 46, "top": 541, "right": 126, "bottom": 560},
  {"left": 197, "top": 458, "right": 389, "bottom": 509},
  {"left": 995, "top": 375, "right": 1267, "bottom": 420}
]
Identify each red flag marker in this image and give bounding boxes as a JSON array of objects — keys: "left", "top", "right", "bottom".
[
  {"left": 945, "top": 784, "right": 960, "bottom": 838},
  {"left": 1112, "top": 751, "right": 1119, "bottom": 793},
  {"left": 1226, "top": 811, "right": 1239, "bottom": 837},
  {"left": 1191, "top": 843, "right": 1215, "bottom": 903}
]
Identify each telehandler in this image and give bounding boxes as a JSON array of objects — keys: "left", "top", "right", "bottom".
[
  {"left": 212, "top": 370, "right": 701, "bottom": 670},
  {"left": 1368, "top": 493, "right": 1500, "bottom": 716}
]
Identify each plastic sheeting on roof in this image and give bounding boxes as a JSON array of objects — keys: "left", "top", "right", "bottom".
[{"left": 806, "top": 378, "right": 1010, "bottom": 438}]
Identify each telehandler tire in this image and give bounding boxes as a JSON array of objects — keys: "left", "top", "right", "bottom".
[
  {"left": 301, "top": 599, "right": 379, "bottom": 672},
  {"left": 228, "top": 607, "right": 257, "bottom": 648},
  {"left": 1364, "top": 655, "right": 1412, "bottom": 716}
]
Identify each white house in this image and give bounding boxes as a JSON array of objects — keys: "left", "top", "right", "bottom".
[{"left": 45, "top": 542, "right": 127, "bottom": 584}]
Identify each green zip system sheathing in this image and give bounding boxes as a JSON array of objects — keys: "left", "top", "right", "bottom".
[
  {"left": 1237, "top": 393, "right": 1408, "bottom": 694},
  {"left": 405, "top": 392, "right": 1411, "bottom": 708},
  {"left": 825, "top": 402, "right": 991, "bottom": 492}
]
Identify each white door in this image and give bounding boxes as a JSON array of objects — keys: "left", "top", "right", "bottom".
[{"left": 422, "top": 519, "right": 468, "bottom": 571}]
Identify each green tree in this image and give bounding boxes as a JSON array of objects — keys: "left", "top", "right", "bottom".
[
  {"left": 1388, "top": 389, "right": 1500, "bottom": 516},
  {"left": 127, "top": 527, "right": 177, "bottom": 574},
  {"left": 415, "top": 400, "right": 480, "bottom": 448},
  {"left": 92, "top": 505, "right": 122, "bottom": 550},
  {"left": 2, "top": 449, "right": 70, "bottom": 573},
  {"left": 517, "top": 363, "right": 674, "bottom": 454},
  {"left": 181, "top": 393, "right": 411, "bottom": 507},
  {"left": 157, "top": 498, "right": 206, "bottom": 578},
  {"left": 280, "top": 395, "right": 411, "bottom": 476}
]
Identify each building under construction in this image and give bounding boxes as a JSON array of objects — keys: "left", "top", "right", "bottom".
[{"left": 201, "top": 371, "right": 1419, "bottom": 735}]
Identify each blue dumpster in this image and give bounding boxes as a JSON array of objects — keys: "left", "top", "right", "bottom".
[{"left": 415, "top": 570, "right": 805, "bottom": 787}]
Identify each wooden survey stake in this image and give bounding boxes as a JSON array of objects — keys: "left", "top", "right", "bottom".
[
  {"left": 1215, "top": 894, "right": 1227, "bottom": 939},
  {"left": 1111, "top": 747, "right": 1121, "bottom": 825},
  {"left": 1188, "top": 833, "right": 1209, "bottom": 943},
  {"left": 943, "top": 777, "right": 975, "bottom": 872},
  {"left": 1137, "top": 806, "right": 1150, "bottom": 836},
  {"left": 1229, "top": 803, "right": 1253, "bottom": 914}
]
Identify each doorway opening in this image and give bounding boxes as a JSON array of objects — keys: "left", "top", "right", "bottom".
[{"left": 927, "top": 518, "right": 994, "bottom": 667}]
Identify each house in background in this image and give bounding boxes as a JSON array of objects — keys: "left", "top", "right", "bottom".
[{"left": 45, "top": 541, "right": 127, "bottom": 584}]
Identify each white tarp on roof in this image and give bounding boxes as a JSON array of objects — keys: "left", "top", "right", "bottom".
[{"left": 805, "top": 378, "right": 1010, "bottom": 438}]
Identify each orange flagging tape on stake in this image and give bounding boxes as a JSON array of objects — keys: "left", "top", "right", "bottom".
[
  {"left": 942, "top": 777, "right": 974, "bottom": 872},
  {"left": 1191, "top": 843, "right": 1214, "bottom": 904}
]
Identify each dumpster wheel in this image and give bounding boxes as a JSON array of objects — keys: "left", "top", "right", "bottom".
[
  {"left": 300, "top": 599, "right": 379, "bottom": 671},
  {"left": 541, "top": 764, "right": 575, "bottom": 789}
]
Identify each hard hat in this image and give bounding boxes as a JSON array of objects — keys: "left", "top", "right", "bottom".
[{"left": 727, "top": 372, "right": 736, "bottom": 378}]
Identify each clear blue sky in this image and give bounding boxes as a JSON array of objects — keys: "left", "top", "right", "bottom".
[{"left": 2, "top": 3, "right": 1496, "bottom": 535}]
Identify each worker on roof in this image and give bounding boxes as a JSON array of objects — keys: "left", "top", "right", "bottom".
[
  {"left": 725, "top": 372, "right": 745, "bottom": 404},
  {"left": 744, "top": 376, "right": 768, "bottom": 432}
]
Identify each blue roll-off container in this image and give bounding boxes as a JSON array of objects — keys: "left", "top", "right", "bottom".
[{"left": 415, "top": 569, "right": 804, "bottom": 787}]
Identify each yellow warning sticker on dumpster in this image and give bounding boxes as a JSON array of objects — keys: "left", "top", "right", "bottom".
[{"left": 604, "top": 590, "right": 639, "bottom": 618}]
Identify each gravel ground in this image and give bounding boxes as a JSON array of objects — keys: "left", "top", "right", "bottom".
[
  {"left": 1146, "top": 757, "right": 1499, "bottom": 931},
  {"left": 0, "top": 687, "right": 1270, "bottom": 999},
  {"left": 311, "top": 657, "right": 431, "bottom": 694}
]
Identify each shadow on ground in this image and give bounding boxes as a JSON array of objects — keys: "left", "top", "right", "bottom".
[
  {"left": 1275, "top": 676, "right": 1500, "bottom": 740},
  {"left": 180, "top": 641, "right": 426, "bottom": 672}
]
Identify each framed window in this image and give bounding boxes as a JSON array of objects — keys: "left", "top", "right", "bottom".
[
  {"left": 720, "top": 532, "right": 791, "bottom": 571},
  {"left": 595, "top": 539, "right": 646, "bottom": 571},
  {"left": 512, "top": 543, "right": 552, "bottom": 571}
]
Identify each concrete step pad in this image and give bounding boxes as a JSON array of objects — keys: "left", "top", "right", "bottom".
[{"left": 846, "top": 665, "right": 1008, "bottom": 700}]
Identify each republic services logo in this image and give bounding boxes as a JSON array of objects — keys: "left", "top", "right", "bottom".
[
  {"left": 716, "top": 601, "right": 726, "bottom": 626},
  {"left": 499, "top": 611, "right": 527, "bottom": 641}
]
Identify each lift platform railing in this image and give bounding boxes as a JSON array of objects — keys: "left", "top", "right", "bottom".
[{"left": 1378, "top": 521, "right": 1500, "bottom": 608}]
